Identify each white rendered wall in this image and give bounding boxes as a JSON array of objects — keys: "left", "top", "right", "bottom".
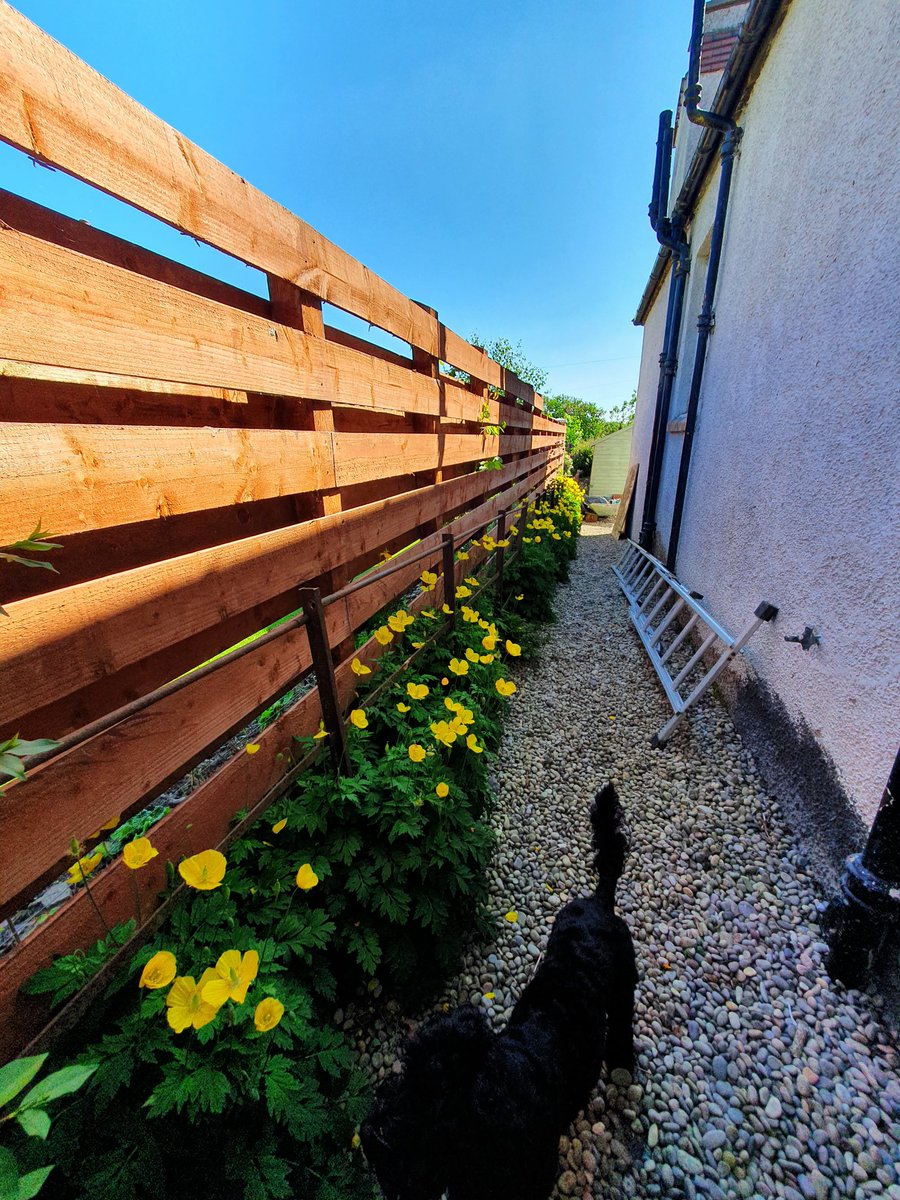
[{"left": 647, "top": 0, "right": 900, "bottom": 823}]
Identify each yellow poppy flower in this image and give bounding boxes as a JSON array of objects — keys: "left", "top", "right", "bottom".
[
  {"left": 101, "top": 816, "right": 120, "bottom": 831},
  {"left": 535, "top": 536, "right": 542, "bottom": 543},
  {"left": 442, "top": 604, "right": 453, "bottom": 615},
  {"left": 351, "top": 657, "right": 372, "bottom": 676},
  {"left": 245, "top": 743, "right": 261, "bottom": 755},
  {"left": 435, "top": 782, "right": 449, "bottom": 798},
  {"left": 504, "top": 910, "right": 518, "bottom": 923},
  {"left": 464, "top": 577, "right": 480, "bottom": 587},
  {"left": 420, "top": 569, "right": 438, "bottom": 588},
  {"left": 313, "top": 721, "right": 328, "bottom": 739},
  {"left": 272, "top": 818, "right": 287, "bottom": 834},
  {"left": 495, "top": 678, "right": 517, "bottom": 697},
  {"left": 408, "top": 743, "right": 427, "bottom": 763},
  {"left": 480, "top": 654, "right": 494, "bottom": 664},
  {"left": 455, "top": 585, "right": 472, "bottom": 600},
  {"left": 350, "top": 709, "right": 368, "bottom": 730},
  {"left": 254, "top": 996, "right": 285, "bottom": 1032},
  {"left": 515, "top": 593, "right": 524, "bottom": 601},
  {"left": 166, "top": 971, "right": 221, "bottom": 1032},
  {"left": 505, "top": 640, "right": 521, "bottom": 657},
  {"left": 66, "top": 851, "right": 103, "bottom": 886},
  {"left": 496, "top": 539, "right": 510, "bottom": 548},
  {"left": 448, "top": 657, "right": 469, "bottom": 676},
  {"left": 461, "top": 607, "right": 480, "bottom": 624},
  {"left": 449, "top": 716, "right": 468, "bottom": 736},
  {"left": 123, "top": 837, "right": 158, "bottom": 870},
  {"left": 466, "top": 733, "right": 483, "bottom": 754},
  {"left": 296, "top": 862, "right": 319, "bottom": 890},
  {"left": 202, "top": 949, "right": 260, "bottom": 1007},
  {"left": 441, "top": 676, "right": 449, "bottom": 686},
  {"left": 374, "top": 626, "right": 393, "bottom": 646},
  {"left": 456, "top": 550, "right": 470, "bottom": 561},
  {"left": 139, "top": 950, "right": 177, "bottom": 990},
  {"left": 396, "top": 701, "right": 411, "bottom": 713},
  {"left": 482, "top": 636, "right": 497, "bottom": 652},
  {"left": 412, "top": 641, "right": 424, "bottom": 649},
  {"left": 523, "top": 537, "right": 532, "bottom": 544},
  {"left": 444, "top": 697, "right": 460, "bottom": 712},
  {"left": 458, "top": 707, "right": 475, "bottom": 724},
  {"left": 178, "top": 849, "right": 227, "bottom": 891},
  {"left": 421, "top": 609, "right": 438, "bottom": 620},
  {"left": 407, "top": 682, "right": 429, "bottom": 701},
  {"left": 388, "top": 614, "right": 406, "bottom": 633},
  {"left": 465, "top": 647, "right": 480, "bottom": 663},
  {"left": 430, "top": 721, "right": 458, "bottom": 747}
]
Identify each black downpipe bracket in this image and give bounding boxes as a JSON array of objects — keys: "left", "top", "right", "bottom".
[
  {"left": 637, "top": 110, "right": 690, "bottom": 551},
  {"left": 664, "top": 0, "right": 743, "bottom": 574},
  {"left": 822, "top": 748, "right": 900, "bottom": 987}
]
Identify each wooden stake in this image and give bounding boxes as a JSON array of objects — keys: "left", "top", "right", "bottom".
[{"left": 298, "top": 587, "right": 350, "bottom": 773}]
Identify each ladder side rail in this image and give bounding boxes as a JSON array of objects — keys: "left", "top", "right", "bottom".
[
  {"left": 671, "top": 629, "right": 719, "bottom": 690},
  {"left": 639, "top": 586, "right": 675, "bottom": 631},
  {"left": 629, "top": 611, "right": 687, "bottom": 713},
  {"left": 649, "top": 596, "right": 686, "bottom": 647},
  {"left": 659, "top": 611, "right": 700, "bottom": 664}
]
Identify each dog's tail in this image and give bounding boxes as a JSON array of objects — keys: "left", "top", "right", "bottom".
[{"left": 589, "top": 783, "right": 628, "bottom": 908}]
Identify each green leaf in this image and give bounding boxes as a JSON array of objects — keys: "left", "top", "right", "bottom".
[
  {"left": 0, "top": 755, "right": 26, "bottom": 783},
  {"left": 6, "top": 739, "right": 58, "bottom": 757},
  {"left": 0, "top": 553, "right": 58, "bottom": 573},
  {"left": 18, "top": 1063, "right": 96, "bottom": 1109},
  {"left": 15, "top": 1109, "right": 50, "bottom": 1140},
  {"left": 0, "top": 1147, "right": 18, "bottom": 1198},
  {"left": 0, "top": 1056, "right": 47, "bottom": 1108},
  {"left": 15, "top": 1166, "right": 53, "bottom": 1200}
]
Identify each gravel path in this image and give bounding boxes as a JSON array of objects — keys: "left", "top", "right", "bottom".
[{"left": 354, "top": 525, "right": 899, "bottom": 1200}]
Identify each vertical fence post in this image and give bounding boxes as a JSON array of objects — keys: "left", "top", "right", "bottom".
[
  {"left": 298, "top": 587, "right": 351, "bottom": 774},
  {"left": 495, "top": 509, "right": 508, "bottom": 606},
  {"left": 442, "top": 531, "right": 457, "bottom": 620}
]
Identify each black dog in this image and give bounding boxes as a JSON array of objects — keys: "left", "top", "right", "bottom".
[{"left": 361, "top": 784, "right": 637, "bottom": 1200}]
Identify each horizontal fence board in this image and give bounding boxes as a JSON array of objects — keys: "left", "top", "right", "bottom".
[
  {"left": 0, "top": 459, "right": 558, "bottom": 914},
  {"left": 0, "top": 4, "right": 534, "bottom": 399},
  {"left": 0, "top": 454, "right": 553, "bottom": 728},
  {"left": 0, "top": 422, "right": 334, "bottom": 541}
]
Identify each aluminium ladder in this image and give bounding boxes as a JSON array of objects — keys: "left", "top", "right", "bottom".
[{"left": 613, "top": 540, "right": 778, "bottom": 747}]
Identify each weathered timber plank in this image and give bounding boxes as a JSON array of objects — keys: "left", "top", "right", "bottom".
[
  {"left": 0, "top": 454, "right": 551, "bottom": 728},
  {"left": 0, "top": 422, "right": 335, "bottom": 541}
]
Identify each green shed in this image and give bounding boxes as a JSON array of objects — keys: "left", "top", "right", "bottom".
[{"left": 587, "top": 425, "right": 634, "bottom": 505}]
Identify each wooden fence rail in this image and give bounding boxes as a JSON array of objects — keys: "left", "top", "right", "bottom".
[{"left": 0, "top": 2, "right": 565, "bottom": 1060}]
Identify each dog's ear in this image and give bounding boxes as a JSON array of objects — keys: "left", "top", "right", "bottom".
[{"left": 401, "top": 1004, "right": 492, "bottom": 1093}]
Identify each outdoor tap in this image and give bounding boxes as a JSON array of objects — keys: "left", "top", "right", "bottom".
[{"left": 784, "top": 627, "right": 820, "bottom": 652}]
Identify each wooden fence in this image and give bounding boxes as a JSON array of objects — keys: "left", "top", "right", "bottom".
[{"left": 0, "top": 3, "right": 565, "bottom": 1059}]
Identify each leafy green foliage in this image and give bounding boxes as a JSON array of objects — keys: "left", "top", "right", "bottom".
[
  {"left": 544, "top": 390, "right": 636, "bottom": 452},
  {"left": 21, "top": 921, "right": 136, "bottom": 1008}
]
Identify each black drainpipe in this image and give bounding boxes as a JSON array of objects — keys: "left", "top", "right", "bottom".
[
  {"left": 822, "top": 747, "right": 900, "bottom": 987},
  {"left": 637, "top": 110, "right": 690, "bottom": 552}
]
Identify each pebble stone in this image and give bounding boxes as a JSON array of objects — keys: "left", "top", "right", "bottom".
[{"left": 347, "top": 525, "right": 900, "bottom": 1199}]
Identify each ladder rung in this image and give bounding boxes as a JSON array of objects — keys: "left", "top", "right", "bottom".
[
  {"left": 672, "top": 630, "right": 718, "bottom": 689},
  {"left": 659, "top": 612, "right": 699, "bottom": 664}
]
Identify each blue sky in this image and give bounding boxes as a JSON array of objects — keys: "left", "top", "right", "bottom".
[{"left": 3, "top": 0, "right": 687, "bottom": 407}]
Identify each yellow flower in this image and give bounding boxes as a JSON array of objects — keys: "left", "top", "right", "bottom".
[
  {"left": 456, "top": 550, "right": 470, "bottom": 561},
  {"left": 296, "top": 863, "right": 319, "bottom": 890},
  {"left": 313, "top": 721, "right": 328, "bottom": 740},
  {"left": 380, "top": 549, "right": 392, "bottom": 562},
  {"left": 351, "top": 1132, "right": 362, "bottom": 1150},
  {"left": 465, "top": 647, "right": 480, "bottom": 663},
  {"left": 496, "top": 539, "right": 510, "bottom": 548},
  {"left": 464, "top": 577, "right": 480, "bottom": 587},
  {"left": 272, "top": 818, "right": 287, "bottom": 834},
  {"left": 441, "top": 676, "right": 449, "bottom": 686},
  {"left": 421, "top": 609, "right": 438, "bottom": 620},
  {"left": 420, "top": 569, "right": 438, "bottom": 588},
  {"left": 123, "top": 837, "right": 158, "bottom": 870},
  {"left": 430, "top": 720, "right": 458, "bottom": 747},
  {"left": 245, "top": 743, "right": 261, "bottom": 755},
  {"left": 482, "top": 635, "right": 497, "bottom": 652},
  {"left": 478, "top": 619, "right": 490, "bottom": 630},
  {"left": 466, "top": 733, "right": 483, "bottom": 754},
  {"left": 552, "top": 533, "right": 561, "bottom": 540},
  {"left": 396, "top": 701, "right": 411, "bottom": 713},
  {"left": 455, "top": 586, "right": 473, "bottom": 600},
  {"left": 178, "top": 849, "right": 227, "bottom": 890},
  {"left": 166, "top": 971, "right": 221, "bottom": 1032},
  {"left": 515, "top": 593, "right": 524, "bottom": 601},
  {"left": 408, "top": 743, "right": 427, "bottom": 763},
  {"left": 480, "top": 654, "right": 494, "bottom": 664},
  {"left": 435, "top": 782, "right": 449, "bottom": 798},
  {"left": 100, "top": 816, "right": 120, "bottom": 831},
  {"left": 461, "top": 607, "right": 480, "bottom": 624},
  {"left": 523, "top": 537, "right": 532, "bottom": 544},
  {"left": 483, "top": 991, "right": 495, "bottom": 1000},
  {"left": 504, "top": 910, "right": 518, "bottom": 923},
  {"left": 351, "top": 657, "right": 372, "bottom": 676},
  {"left": 374, "top": 626, "right": 393, "bottom": 646},
  {"left": 407, "top": 682, "right": 429, "bottom": 701},
  {"left": 139, "top": 950, "right": 177, "bottom": 990},
  {"left": 66, "top": 851, "right": 103, "bottom": 886},
  {"left": 350, "top": 709, "right": 368, "bottom": 730},
  {"left": 444, "top": 697, "right": 460, "bottom": 712},
  {"left": 449, "top": 716, "right": 469, "bottom": 736},
  {"left": 412, "top": 641, "right": 424, "bottom": 649},
  {"left": 505, "top": 640, "right": 521, "bottom": 657},
  {"left": 202, "top": 949, "right": 260, "bottom": 1007},
  {"left": 535, "top": 536, "right": 542, "bottom": 544},
  {"left": 442, "top": 603, "right": 453, "bottom": 615},
  {"left": 388, "top": 613, "right": 407, "bottom": 633},
  {"left": 448, "top": 657, "right": 469, "bottom": 676},
  {"left": 254, "top": 997, "right": 285, "bottom": 1032}
]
